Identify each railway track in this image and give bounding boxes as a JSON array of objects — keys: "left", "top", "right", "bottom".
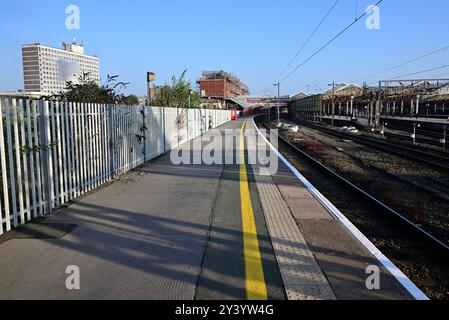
[
  {"left": 296, "top": 128, "right": 449, "bottom": 203},
  {"left": 358, "top": 126, "right": 443, "bottom": 147},
  {"left": 322, "top": 117, "right": 446, "bottom": 148},
  {"left": 256, "top": 116, "right": 449, "bottom": 255},
  {"left": 384, "top": 132, "right": 440, "bottom": 147},
  {"left": 381, "top": 122, "right": 447, "bottom": 139},
  {"left": 290, "top": 119, "right": 449, "bottom": 171}
]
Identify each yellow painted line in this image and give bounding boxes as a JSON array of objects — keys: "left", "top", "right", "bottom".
[{"left": 239, "top": 120, "right": 268, "bottom": 300}]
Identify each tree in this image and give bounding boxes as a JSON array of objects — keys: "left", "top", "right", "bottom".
[
  {"left": 48, "top": 72, "right": 140, "bottom": 105},
  {"left": 122, "top": 94, "right": 140, "bottom": 106},
  {"left": 152, "top": 69, "right": 200, "bottom": 109}
]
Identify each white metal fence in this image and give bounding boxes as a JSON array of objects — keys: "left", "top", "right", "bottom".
[{"left": 0, "top": 97, "right": 231, "bottom": 235}]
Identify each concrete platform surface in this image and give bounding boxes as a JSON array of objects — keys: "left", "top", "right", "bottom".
[
  {"left": 0, "top": 118, "right": 417, "bottom": 300},
  {"left": 247, "top": 120, "right": 414, "bottom": 301}
]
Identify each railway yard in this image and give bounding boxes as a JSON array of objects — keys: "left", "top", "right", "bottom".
[{"left": 256, "top": 116, "right": 449, "bottom": 300}]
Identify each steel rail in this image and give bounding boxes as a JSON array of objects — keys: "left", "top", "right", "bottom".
[
  {"left": 293, "top": 120, "right": 449, "bottom": 171},
  {"left": 255, "top": 116, "right": 449, "bottom": 254}
]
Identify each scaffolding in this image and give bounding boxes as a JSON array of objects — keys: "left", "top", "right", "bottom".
[{"left": 199, "top": 70, "right": 250, "bottom": 96}]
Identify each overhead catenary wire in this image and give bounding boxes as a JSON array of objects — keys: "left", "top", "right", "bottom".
[
  {"left": 276, "top": 0, "right": 341, "bottom": 81},
  {"left": 433, "top": 70, "right": 449, "bottom": 78},
  {"left": 364, "top": 65, "right": 449, "bottom": 86},
  {"left": 354, "top": 45, "right": 449, "bottom": 83},
  {"left": 281, "top": 0, "right": 385, "bottom": 83},
  {"left": 391, "top": 65, "right": 449, "bottom": 80}
]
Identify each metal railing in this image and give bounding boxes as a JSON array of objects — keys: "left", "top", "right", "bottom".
[{"left": 0, "top": 97, "right": 231, "bottom": 235}]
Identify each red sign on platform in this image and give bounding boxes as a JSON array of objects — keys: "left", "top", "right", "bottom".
[{"left": 231, "top": 109, "right": 237, "bottom": 121}]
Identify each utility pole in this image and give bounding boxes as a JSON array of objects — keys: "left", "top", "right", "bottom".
[
  {"left": 376, "top": 81, "right": 382, "bottom": 128},
  {"left": 277, "top": 82, "right": 280, "bottom": 123}
]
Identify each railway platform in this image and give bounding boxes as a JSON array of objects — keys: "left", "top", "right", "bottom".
[{"left": 0, "top": 118, "right": 426, "bottom": 300}]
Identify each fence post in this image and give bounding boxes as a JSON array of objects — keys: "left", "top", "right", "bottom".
[
  {"left": 176, "top": 107, "right": 180, "bottom": 147},
  {"left": 187, "top": 108, "right": 189, "bottom": 141},
  {"left": 107, "top": 104, "right": 115, "bottom": 178},
  {"left": 163, "top": 108, "right": 167, "bottom": 153},
  {"left": 38, "top": 99, "right": 54, "bottom": 213},
  {"left": 141, "top": 105, "right": 146, "bottom": 162}
]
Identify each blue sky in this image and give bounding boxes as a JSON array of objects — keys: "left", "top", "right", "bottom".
[{"left": 1, "top": 0, "right": 449, "bottom": 96}]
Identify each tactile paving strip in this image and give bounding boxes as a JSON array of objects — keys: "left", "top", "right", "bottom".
[{"left": 251, "top": 165, "right": 336, "bottom": 300}]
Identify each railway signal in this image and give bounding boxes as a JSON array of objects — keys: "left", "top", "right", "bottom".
[
  {"left": 412, "top": 123, "right": 421, "bottom": 145},
  {"left": 381, "top": 122, "right": 388, "bottom": 138},
  {"left": 442, "top": 126, "right": 447, "bottom": 152}
]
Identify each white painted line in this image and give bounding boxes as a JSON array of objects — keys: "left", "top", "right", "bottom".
[{"left": 252, "top": 117, "right": 429, "bottom": 301}]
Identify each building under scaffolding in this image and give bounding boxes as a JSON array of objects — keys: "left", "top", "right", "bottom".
[{"left": 197, "top": 71, "right": 250, "bottom": 98}]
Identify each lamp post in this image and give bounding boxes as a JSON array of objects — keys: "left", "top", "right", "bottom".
[{"left": 273, "top": 82, "right": 280, "bottom": 123}]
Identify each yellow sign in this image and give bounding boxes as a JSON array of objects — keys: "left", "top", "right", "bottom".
[{"left": 147, "top": 72, "right": 156, "bottom": 82}]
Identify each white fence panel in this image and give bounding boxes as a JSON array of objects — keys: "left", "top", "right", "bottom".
[
  {"left": 0, "top": 98, "right": 11, "bottom": 232},
  {"left": 144, "top": 107, "right": 162, "bottom": 161},
  {"left": 179, "top": 109, "right": 189, "bottom": 146},
  {"left": 0, "top": 98, "right": 232, "bottom": 235},
  {"left": 164, "top": 108, "right": 178, "bottom": 151},
  {"left": 188, "top": 109, "right": 196, "bottom": 140}
]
